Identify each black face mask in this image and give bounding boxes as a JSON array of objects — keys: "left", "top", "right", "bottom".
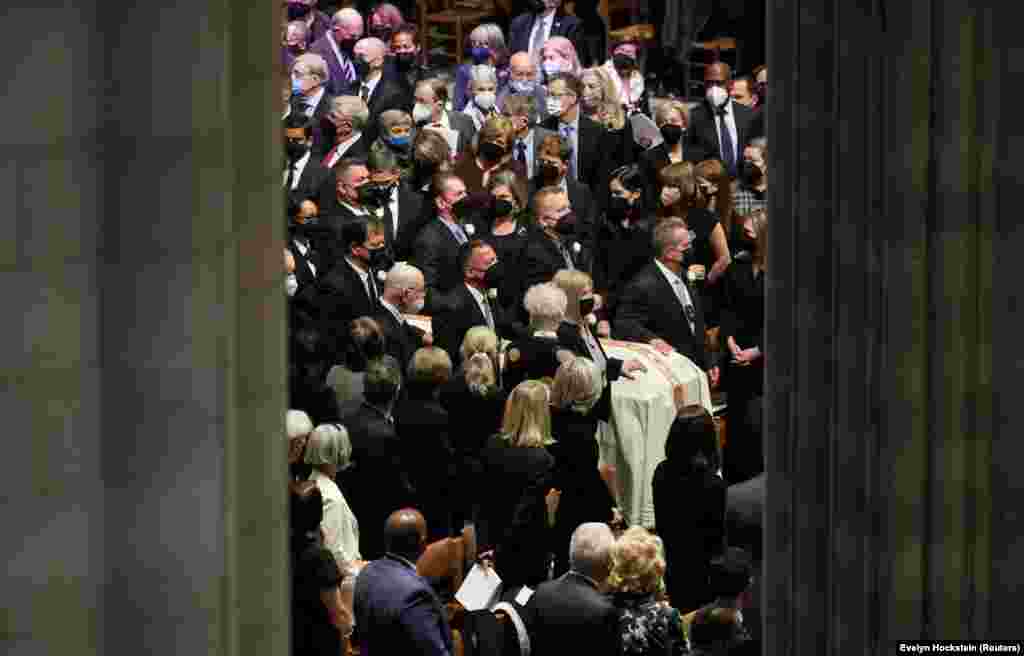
[
  {"left": 286, "top": 140, "right": 309, "bottom": 161},
  {"left": 755, "top": 82, "right": 767, "bottom": 104},
  {"left": 484, "top": 261, "right": 504, "bottom": 288},
  {"left": 394, "top": 53, "right": 416, "bottom": 71},
  {"left": 367, "top": 245, "right": 393, "bottom": 271},
  {"left": 555, "top": 211, "right": 577, "bottom": 235},
  {"left": 286, "top": 45, "right": 305, "bottom": 57},
  {"left": 290, "top": 485, "right": 323, "bottom": 537},
  {"left": 338, "top": 37, "right": 357, "bottom": 53},
  {"left": 358, "top": 183, "right": 391, "bottom": 207},
  {"left": 579, "top": 296, "right": 595, "bottom": 317},
  {"left": 608, "top": 195, "right": 633, "bottom": 216},
  {"left": 539, "top": 161, "right": 562, "bottom": 183},
  {"left": 451, "top": 197, "right": 469, "bottom": 221},
  {"left": 478, "top": 141, "right": 505, "bottom": 162},
  {"left": 612, "top": 54, "right": 636, "bottom": 73},
  {"left": 353, "top": 57, "right": 371, "bottom": 79},
  {"left": 414, "top": 160, "right": 438, "bottom": 186},
  {"left": 493, "top": 198, "right": 515, "bottom": 218},
  {"left": 739, "top": 160, "right": 764, "bottom": 188},
  {"left": 660, "top": 124, "right": 684, "bottom": 145},
  {"left": 370, "top": 26, "right": 392, "bottom": 42},
  {"left": 529, "top": 0, "right": 546, "bottom": 13},
  {"left": 286, "top": 2, "right": 312, "bottom": 21}
]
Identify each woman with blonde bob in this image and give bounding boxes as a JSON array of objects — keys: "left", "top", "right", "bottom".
[
  {"left": 305, "top": 423, "right": 361, "bottom": 571},
  {"left": 480, "top": 380, "right": 558, "bottom": 587},
  {"left": 608, "top": 526, "right": 688, "bottom": 655}
]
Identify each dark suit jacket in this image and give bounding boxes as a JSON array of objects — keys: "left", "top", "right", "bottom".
[
  {"left": 592, "top": 212, "right": 655, "bottom": 317},
  {"left": 527, "top": 176, "right": 598, "bottom": 247},
  {"left": 445, "top": 110, "right": 477, "bottom": 157},
  {"left": 344, "top": 76, "right": 413, "bottom": 143},
  {"left": 315, "top": 258, "right": 381, "bottom": 352},
  {"left": 374, "top": 305, "right": 427, "bottom": 369},
  {"left": 336, "top": 400, "right": 414, "bottom": 559},
  {"left": 385, "top": 184, "right": 427, "bottom": 263},
  {"left": 353, "top": 555, "right": 453, "bottom": 656},
  {"left": 726, "top": 472, "right": 764, "bottom": 564},
  {"left": 411, "top": 217, "right": 467, "bottom": 314},
  {"left": 316, "top": 130, "right": 370, "bottom": 164},
  {"left": 509, "top": 11, "right": 581, "bottom": 54},
  {"left": 519, "top": 228, "right": 593, "bottom": 301},
  {"left": 432, "top": 283, "right": 521, "bottom": 368},
  {"left": 684, "top": 99, "right": 761, "bottom": 173},
  {"left": 478, "top": 437, "right": 555, "bottom": 554},
  {"left": 522, "top": 572, "right": 621, "bottom": 656},
  {"left": 287, "top": 155, "right": 333, "bottom": 210},
  {"left": 614, "top": 262, "right": 711, "bottom": 370},
  {"left": 540, "top": 113, "right": 609, "bottom": 193},
  {"left": 309, "top": 33, "right": 355, "bottom": 96}
]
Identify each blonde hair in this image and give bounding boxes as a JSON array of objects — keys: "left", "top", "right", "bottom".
[
  {"left": 607, "top": 526, "right": 667, "bottom": 595},
  {"left": 550, "top": 356, "right": 603, "bottom": 414},
  {"left": 581, "top": 67, "right": 624, "bottom": 129},
  {"left": 304, "top": 423, "right": 353, "bottom": 468},
  {"left": 464, "top": 352, "right": 497, "bottom": 397},
  {"left": 501, "top": 380, "right": 554, "bottom": 447},
  {"left": 407, "top": 346, "right": 453, "bottom": 386},
  {"left": 551, "top": 269, "right": 592, "bottom": 323},
  {"left": 653, "top": 99, "right": 689, "bottom": 128},
  {"left": 460, "top": 325, "right": 499, "bottom": 362},
  {"left": 286, "top": 409, "right": 314, "bottom": 441}
]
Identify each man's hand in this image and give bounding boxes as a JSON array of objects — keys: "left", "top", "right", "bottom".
[
  {"left": 421, "top": 331, "right": 433, "bottom": 346},
  {"left": 596, "top": 319, "right": 611, "bottom": 338},
  {"left": 592, "top": 292, "right": 604, "bottom": 312},
  {"left": 707, "top": 365, "right": 721, "bottom": 389},
  {"left": 620, "top": 358, "right": 647, "bottom": 379},
  {"left": 285, "top": 249, "right": 296, "bottom": 274},
  {"left": 734, "top": 347, "right": 761, "bottom": 365},
  {"left": 649, "top": 338, "right": 674, "bottom": 356}
]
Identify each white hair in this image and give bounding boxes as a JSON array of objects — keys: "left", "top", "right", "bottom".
[
  {"left": 292, "top": 52, "right": 330, "bottom": 84},
  {"left": 334, "top": 8, "right": 363, "bottom": 27},
  {"left": 356, "top": 37, "right": 387, "bottom": 58},
  {"left": 304, "top": 423, "right": 352, "bottom": 467},
  {"left": 469, "top": 64, "right": 498, "bottom": 88},
  {"left": 523, "top": 283, "right": 568, "bottom": 325},
  {"left": 286, "top": 409, "right": 314, "bottom": 441},
  {"left": 569, "top": 522, "right": 614, "bottom": 580},
  {"left": 385, "top": 262, "right": 422, "bottom": 290},
  {"left": 286, "top": 21, "right": 309, "bottom": 38}
]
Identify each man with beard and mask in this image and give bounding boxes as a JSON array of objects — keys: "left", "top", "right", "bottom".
[
  {"left": 460, "top": 64, "right": 500, "bottom": 131},
  {"left": 541, "top": 72, "right": 609, "bottom": 194},
  {"left": 411, "top": 172, "right": 471, "bottom": 313},
  {"left": 527, "top": 134, "right": 596, "bottom": 244},
  {"left": 282, "top": 20, "right": 310, "bottom": 71},
  {"left": 519, "top": 186, "right": 593, "bottom": 308},
  {"left": 615, "top": 217, "right": 721, "bottom": 389},
  {"left": 497, "top": 52, "right": 549, "bottom": 120},
  {"left": 319, "top": 95, "right": 370, "bottom": 165},
  {"left": 432, "top": 240, "right": 521, "bottom": 368},
  {"left": 509, "top": 0, "right": 581, "bottom": 67},
  {"left": 310, "top": 8, "right": 363, "bottom": 95},
  {"left": 315, "top": 215, "right": 390, "bottom": 358},
  {"left": 412, "top": 77, "right": 475, "bottom": 157},
  {"left": 374, "top": 264, "right": 433, "bottom": 368},
  {"left": 350, "top": 37, "right": 413, "bottom": 143},
  {"left": 366, "top": 140, "right": 425, "bottom": 262},
  {"left": 732, "top": 137, "right": 768, "bottom": 229},
  {"left": 387, "top": 24, "right": 437, "bottom": 97},
  {"left": 501, "top": 93, "right": 556, "bottom": 181},
  {"left": 286, "top": 197, "right": 328, "bottom": 300},
  {"left": 284, "top": 113, "right": 333, "bottom": 210},
  {"left": 592, "top": 164, "right": 655, "bottom": 337},
  {"left": 684, "top": 62, "right": 761, "bottom": 177},
  {"left": 284, "top": 0, "right": 332, "bottom": 46}
]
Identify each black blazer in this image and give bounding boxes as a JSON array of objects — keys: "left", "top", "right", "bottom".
[
  {"left": 509, "top": 11, "right": 581, "bottom": 54},
  {"left": 592, "top": 212, "right": 656, "bottom": 317},
  {"left": 315, "top": 259, "right": 381, "bottom": 352},
  {"left": 336, "top": 400, "right": 415, "bottom": 559},
  {"left": 519, "top": 228, "right": 593, "bottom": 301},
  {"left": 385, "top": 184, "right": 427, "bottom": 263},
  {"left": 726, "top": 472, "right": 764, "bottom": 564},
  {"left": 540, "top": 113, "right": 609, "bottom": 193},
  {"left": 374, "top": 305, "right": 427, "bottom": 369},
  {"left": 287, "top": 156, "right": 333, "bottom": 210},
  {"left": 614, "top": 262, "right": 711, "bottom": 369},
  {"left": 478, "top": 436, "right": 555, "bottom": 551},
  {"left": 316, "top": 129, "right": 370, "bottom": 163},
  {"left": 411, "top": 217, "right": 467, "bottom": 314},
  {"left": 522, "top": 572, "right": 621, "bottom": 656},
  {"left": 431, "top": 284, "right": 505, "bottom": 368},
  {"left": 527, "top": 176, "right": 598, "bottom": 248},
  {"left": 684, "top": 99, "right": 761, "bottom": 172}
]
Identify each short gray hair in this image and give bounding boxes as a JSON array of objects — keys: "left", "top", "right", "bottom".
[
  {"left": 286, "top": 409, "right": 314, "bottom": 441},
  {"left": 333, "top": 7, "right": 363, "bottom": 27},
  {"left": 304, "top": 423, "right": 352, "bottom": 467},
  {"left": 569, "top": 522, "right": 615, "bottom": 580},
  {"left": 653, "top": 217, "right": 688, "bottom": 257},
  {"left": 469, "top": 22, "right": 507, "bottom": 52},
  {"left": 469, "top": 64, "right": 497, "bottom": 89},
  {"left": 523, "top": 283, "right": 568, "bottom": 325},
  {"left": 286, "top": 21, "right": 309, "bottom": 40},
  {"left": 550, "top": 356, "right": 603, "bottom": 413},
  {"left": 384, "top": 262, "right": 422, "bottom": 291}
]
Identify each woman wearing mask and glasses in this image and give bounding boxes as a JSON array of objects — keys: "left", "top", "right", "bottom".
[
  {"left": 640, "top": 100, "right": 697, "bottom": 208},
  {"left": 454, "top": 24, "right": 510, "bottom": 111}
]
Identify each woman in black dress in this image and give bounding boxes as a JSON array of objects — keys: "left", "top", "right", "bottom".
[
  {"left": 476, "top": 170, "right": 531, "bottom": 313},
  {"left": 652, "top": 406, "right": 727, "bottom": 613}
]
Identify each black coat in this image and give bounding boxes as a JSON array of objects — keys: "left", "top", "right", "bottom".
[
  {"left": 540, "top": 113, "right": 610, "bottom": 194},
  {"left": 508, "top": 11, "right": 581, "bottom": 54},
  {"left": 502, "top": 334, "right": 566, "bottom": 392},
  {"left": 522, "top": 572, "right": 621, "bottom": 656},
  {"left": 411, "top": 217, "right": 467, "bottom": 313},
  {"left": 336, "top": 400, "right": 415, "bottom": 560},
  {"left": 614, "top": 262, "right": 711, "bottom": 370},
  {"left": 315, "top": 259, "right": 381, "bottom": 356},
  {"left": 592, "top": 212, "right": 656, "bottom": 317},
  {"left": 684, "top": 99, "right": 761, "bottom": 172},
  {"left": 286, "top": 155, "right": 334, "bottom": 210},
  {"left": 374, "top": 305, "right": 427, "bottom": 370},
  {"left": 315, "top": 130, "right": 370, "bottom": 164},
  {"left": 518, "top": 228, "right": 593, "bottom": 305},
  {"left": 342, "top": 77, "right": 413, "bottom": 143},
  {"left": 527, "top": 175, "right": 598, "bottom": 248},
  {"left": 388, "top": 184, "right": 428, "bottom": 263},
  {"left": 431, "top": 283, "right": 525, "bottom": 368}
]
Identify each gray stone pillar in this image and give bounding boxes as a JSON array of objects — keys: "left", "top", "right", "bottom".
[
  {"left": 765, "top": 0, "right": 1023, "bottom": 652},
  {"left": 2, "top": 1, "right": 288, "bottom": 654}
]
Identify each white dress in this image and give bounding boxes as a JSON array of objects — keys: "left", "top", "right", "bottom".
[{"left": 309, "top": 469, "right": 361, "bottom": 568}]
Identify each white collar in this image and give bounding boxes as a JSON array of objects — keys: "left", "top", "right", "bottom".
[
  {"left": 340, "top": 200, "right": 369, "bottom": 216},
  {"left": 465, "top": 283, "right": 486, "bottom": 303},
  {"left": 380, "top": 298, "right": 403, "bottom": 322},
  {"left": 290, "top": 149, "right": 311, "bottom": 171},
  {"left": 334, "top": 130, "right": 363, "bottom": 152},
  {"left": 303, "top": 87, "right": 325, "bottom": 114},
  {"left": 345, "top": 256, "right": 369, "bottom": 279},
  {"left": 654, "top": 257, "right": 686, "bottom": 285}
]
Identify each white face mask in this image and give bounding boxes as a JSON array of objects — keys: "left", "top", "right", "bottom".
[
  {"left": 706, "top": 85, "right": 729, "bottom": 107},
  {"left": 474, "top": 92, "right": 496, "bottom": 110},
  {"left": 407, "top": 294, "right": 425, "bottom": 314},
  {"left": 545, "top": 97, "right": 564, "bottom": 116},
  {"left": 412, "top": 103, "right": 433, "bottom": 124},
  {"left": 510, "top": 79, "right": 536, "bottom": 94},
  {"left": 542, "top": 61, "right": 562, "bottom": 77},
  {"left": 629, "top": 75, "right": 644, "bottom": 99}
]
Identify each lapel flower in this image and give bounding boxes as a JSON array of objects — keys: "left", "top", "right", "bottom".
[
  {"left": 464, "top": 223, "right": 476, "bottom": 236},
  {"left": 487, "top": 288, "right": 499, "bottom": 300},
  {"left": 572, "top": 241, "right": 581, "bottom": 254}
]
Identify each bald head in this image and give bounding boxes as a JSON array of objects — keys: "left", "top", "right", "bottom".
[{"left": 384, "top": 508, "right": 427, "bottom": 558}]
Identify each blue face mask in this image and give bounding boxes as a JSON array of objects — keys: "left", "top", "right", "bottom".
[
  {"left": 470, "top": 47, "right": 492, "bottom": 64},
  {"left": 291, "top": 77, "right": 303, "bottom": 95},
  {"left": 387, "top": 134, "right": 411, "bottom": 147}
]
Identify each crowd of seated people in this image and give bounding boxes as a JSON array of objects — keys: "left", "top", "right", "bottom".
[{"left": 281, "top": 1, "right": 768, "bottom": 654}]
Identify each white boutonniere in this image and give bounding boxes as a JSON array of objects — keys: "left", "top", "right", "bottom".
[
  {"left": 464, "top": 223, "right": 476, "bottom": 236},
  {"left": 572, "top": 241, "right": 581, "bottom": 254},
  {"left": 487, "top": 288, "right": 498, "bottom": 300},
  {"left": 377, "top": 269, "right": 388, "bottom": 283}
]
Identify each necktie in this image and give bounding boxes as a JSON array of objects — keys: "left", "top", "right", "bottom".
[
  {"left": 365, "top": 270, "right": 378, "bottom": 301},
  {"left": 452, "top": 224, "right": 468, "bottom": 245},
  {"left": 583, "top": 324, "right": 606, "bottom": 369},
  {"left": 322, "top": 145, "right": 339, "bottom": 168},
  {"left": 559, "top": 124, "right": 576, "bottom": 180},
  {"left": 716, "top": 106, "right": 736, "bottom": 177},
  {"left": 672, "top": 277, "right": 696, "bottom": 334},
  {"left": 481, "top": 295, "right": 495, "bottom": 329},
  {"left": 285, "top": 162, "right": 297, "bottom": 190},
  {"left": 559, "top": 241, "right": 575, "bottom": 269},
  {"left": 302, "top": 99, "right": 313, "bottom": 116},
  {"left": 530, "top": 17, "right": 546, "bottom": 60},
  {"left": 515, "top": 140, "right": 527, "bottom": 162}
]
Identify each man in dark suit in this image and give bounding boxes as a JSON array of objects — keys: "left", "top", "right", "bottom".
[
  {"left": 353, "top": 508, "right": 453, "bottom": 656},
  {"left": 432, "top": 240, "right": 520, "bottom": 367},
  {"left": 614, "top": 217, "right": 722, "bottom": 387},
  {"left": 315, "top": 215, "right": 389, "bottom": 357},
  {"left": 509, "top": 0, "right": 581, "bottom": 61},
  {"left": 308, "top": 7, "right": 363, "bottom": 95},
  {"left": 503, "top": 92, "right": 557, "bottom": 181},
  {"left": 527, "top": 133, "right": 598, "bottom": 246},
  {"left": 411, "top": 172, "right": 471, "bottom": 314},
  {"left": 349, "top": 37, "right": 413, "bottom": 143},
  {"left": 337, "top": 355, "right": 415, "bottom": 559},
  {"left": 685, "top": 62, "right": 762, "bottom": 177},
  {"left": 320, "top": 158, "right": 372, "bottom": 255},
  {"left": 288, "top": 53, "right": 336, "bottom": 155},
  {"left": 283, "top": 113, "right": 333, "bottom": 210},
  {"left": 541, "top": 73, "right": 609, "bottom": 195},
  {"left": 519, "top": 186, "right": 593, "bottom": 302},
  {"left": 386, "top": 24, "right": 440, "bottom": 99},
  {"left": 317, "top": 95, "right": 371, "bottom": 164},
  {"left": 412, "top": 78, "right": 476, "bottom": 157},
  {"left": 376, "top": 263, "right": 431, "bottom": 369},
  {"left": 367, "top": 142, "right": 426, "bottom": 262},
  {"left": 522, "top": 522, "right": 619, "bottom": 656}
]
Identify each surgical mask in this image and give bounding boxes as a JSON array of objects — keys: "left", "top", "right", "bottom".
[
  {"left": 394, "top": 53, "right": 416, "bottom": 71},
  {"left": 608, "top": 195, "right": 633, "bottom": 215},
  {"left": 579, "top": 296, "right": 595, "bottom": 317},
  {"left": 539, "top": 161, "right": 561, "bottom": 182},
  {"left": 555, "top": 211, "right": 577, "bottom": 235},
  {"left": 450, "top": 197, "right": 469, "bottom": 220},
  {"left": 285, "top": 141, "right": 309, "bottom": 161},
  {"left": 706, "top": 85, "right": 729, "bottom": 107},
  {"left": 358, "top": 183, "right": 392, "bottom": 207},
  {"left": 474, "top": 92, "right": 496, "bottom": 110},
  {"left": 542, "top": 61, "right": 562, "bottom": 78},
  {"left": 510, "top": 79, "right": 536, "bottom": 94},
  {"left": 484, "top": 261, "right": 504, "bottom": 288},
  {"left": 739, "top": 160, "right": 764, "bottom": 188},
  {"left": 291, "top": 77, "right": 304, "bottom": 95},
  {"left": 493, "top": 198, "right": 515, "bottom": 218},
  {"left": 470, "top": 47, "right": 492, "bottom": 64},
  {"left": 545, "top": 97, "right": 564, "bottom": 116},
  {"left": 412, "top": 103, "right": 433, "bottom": 124},
  {"left": 612, "top": 54, "right": 635, "bottom": 72},
  {"left": 370, "top": 26, "right": 392, "bottom": 42},
  {"left": 405, "top": 291, "right": 425, "bottom": 314}
]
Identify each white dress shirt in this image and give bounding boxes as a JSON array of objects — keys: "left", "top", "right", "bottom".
[
  {"left": 292, "top": 237, "right": 316, "bottom": 277},
  {"left": 323, "top": 131, "right": 364, "bottom": 169},
  {"left": 529, "top": 13, "right": 555, "bottom": 60},
  {"left": 387, "top": 185, "right": 400, "bottom": 238},
  {"left": 465, "top": 283, "right": 494, "bottom": 329},
  {"left": 654, "top": 258, "right": 696, "bottom": 334},
  {"left": 309, "top": 469, "right": 361, "bottom": 567},
  {"left": 514, "top": 130, "right": 536, "bottom": 179},
  {"left": 360, "top": 73, "right": 382, "bottom": 103},
  {"left": 714, "top": 100, "right": 740, "bottom": 165}
]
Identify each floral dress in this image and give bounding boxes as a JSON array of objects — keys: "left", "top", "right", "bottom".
[{"left": 614, "top": 591, "right": 689, "bottom": 656}]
